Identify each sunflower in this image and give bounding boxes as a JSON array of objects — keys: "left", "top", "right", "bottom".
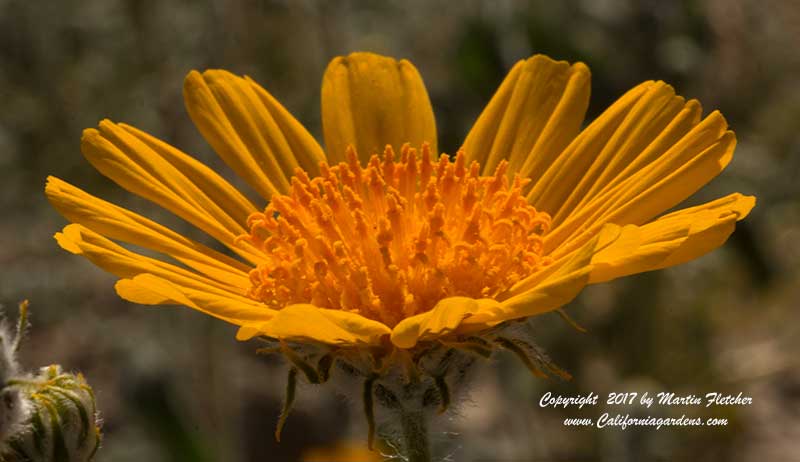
[{"left": 46, "top": 52, "right": 754, "bottom": 451}]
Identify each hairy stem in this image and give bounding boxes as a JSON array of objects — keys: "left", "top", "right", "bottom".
[{"left": 399, "top": 410, "right": 431, "bottom": 462}]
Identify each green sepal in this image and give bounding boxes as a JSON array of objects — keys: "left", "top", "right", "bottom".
[
  {"left": 274, "top": 367, "right": 297, "bottom": 442},
  {"left": 281, "top": 345, "right": 320, "bottom": 384}
]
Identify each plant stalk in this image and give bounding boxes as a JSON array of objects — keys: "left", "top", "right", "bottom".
[{"left": 399, "top": 410, "right": 431, "bottom": 462}]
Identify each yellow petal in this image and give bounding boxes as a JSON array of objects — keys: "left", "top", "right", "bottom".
[
  {"left": 244, "top": 75, "right": 328, "bottom": 175},
  {"left": 546, "top": 109, "right": 735, "bottom": 258},
  {"left": 184, "top": 70, "right": 325, "bottom": 198},
  {"left": 116, "top": 274, "right": 272, "bottom": 326},
  {"left": 586, "top": 224, "right": 673, "bottom": 284},
  {"left": 120, "top": 123, "right": 257, "bottom": 225},
  {"left": 321, "top": 52, "right": 437, "bottom": 164},
  {"left": 594, "top": 118, "right": 733, "bottom": 226},
  {"left": 589, "top": 193, "right": 755, "bottom": 283},
  {"left": 506, "top": 223, "right": 621, "bottom": 297},
  {"left": 237, "top": 304, "right": 391, "bottom": 346},
  {"left": 390, "top": 297, "right": 500, "bottom": 349},
  {"left": 55, "top": 224, "right": 253, "bottom": 301},
  {"left": 462, "top": 54, "right": 590, "bottom": 179},
  {"left": 81, "top": 121, "right": 261, "bottom": 262},
  {"left": 537, "top": 81, "right": 701, "bottom": 221},
  {"left": 528, "top": 81, "right": 654, "bottom": 211},
  {"left": 46, "top": 176, "right": 251, "bottom": 289}
]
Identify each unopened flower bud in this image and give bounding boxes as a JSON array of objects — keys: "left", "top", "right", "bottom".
[
  {"left": 2, "top": 365, "right": 101, "bottom": 462},
  {"left": 0, "top": 302, "right": 102, "bottom": 461}
]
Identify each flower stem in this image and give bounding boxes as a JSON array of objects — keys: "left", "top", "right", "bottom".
[{"left": 399, "top": 410, "right": 431, "bottom": 462}]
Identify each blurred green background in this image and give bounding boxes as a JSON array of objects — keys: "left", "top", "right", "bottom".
[{"left": 1, "top": 0, "right": 798, "bottom": 461}]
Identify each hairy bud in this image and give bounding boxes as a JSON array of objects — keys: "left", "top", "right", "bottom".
[
  {"left": 2, "top": 366, "right": 101, "bottom": 462},
  {"left": 0, "top": 302, "right": 102, "bottom": 462}
]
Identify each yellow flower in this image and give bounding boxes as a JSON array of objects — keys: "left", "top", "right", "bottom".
[{"left": 47, "top": 51, "right": 754, "bottom": 353}]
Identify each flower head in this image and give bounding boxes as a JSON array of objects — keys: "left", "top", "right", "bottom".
[
  {"left": 241, "top": 144, "right": 553, "bottom": 328},
  {"left": 47, "top": 52, "right": 753, "bottom": 349},
  {"left": 46, "top": 52, "right": 754, "bottom": 444}
]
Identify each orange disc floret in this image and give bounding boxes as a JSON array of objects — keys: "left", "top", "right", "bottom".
[{"left": 239, "top": 143, "right": 553, "bottom": 327}]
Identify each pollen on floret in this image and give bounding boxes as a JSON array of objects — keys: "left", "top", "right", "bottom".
[{"left": 239, "top": 143, "right": 553, "bottom": 327}]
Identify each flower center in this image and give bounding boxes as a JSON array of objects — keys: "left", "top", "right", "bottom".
[{"left": 240, "top": 144, "right": 552, "bottom": 327}]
